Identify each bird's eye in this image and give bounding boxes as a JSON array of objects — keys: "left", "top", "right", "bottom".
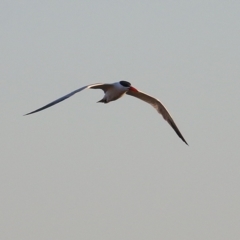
[{"left": 120, "top": 81, "right": 131, "bottom": 87}]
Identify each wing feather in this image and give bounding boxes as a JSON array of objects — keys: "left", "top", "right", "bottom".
[
  {"left": 127, "top": 89, "right": 188, "bottom": 145},
  {"left": 24, "top": 83, "right": 109, "bottom": 115}
]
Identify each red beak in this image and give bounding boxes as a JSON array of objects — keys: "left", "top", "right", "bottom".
[{"left": 129, "top": 86, "right": 138, "bottom": 92}]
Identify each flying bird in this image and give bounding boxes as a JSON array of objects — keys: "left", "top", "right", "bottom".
[{"left": 25, "top": 81, "right": 188, "bottom": 145}]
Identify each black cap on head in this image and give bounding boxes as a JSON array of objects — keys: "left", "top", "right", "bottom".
[{"left": 119, "top": 81, "right": 131, "bottom": 87}]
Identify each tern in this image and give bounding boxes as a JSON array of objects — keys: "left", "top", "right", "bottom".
[{"left": 25, "top": 81, "right": 188, "bottom": 145}]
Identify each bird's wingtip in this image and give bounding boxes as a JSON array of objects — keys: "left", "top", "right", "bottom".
[
  {"left": 23, "top": 111, "right": 35, "bottom": 116},
  {"left": 181, "top": 137, "right": 189, "bottom": 146}
]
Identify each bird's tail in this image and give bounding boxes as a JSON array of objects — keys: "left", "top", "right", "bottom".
[{"left": 97, "top": 98, "right": 107, "bottom": 103}]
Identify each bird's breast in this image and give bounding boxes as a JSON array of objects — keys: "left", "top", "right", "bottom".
[{"left": 105, "top": 86, "right": 127, "bottom": 102}]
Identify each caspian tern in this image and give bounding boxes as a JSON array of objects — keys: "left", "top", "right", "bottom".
[{"left": 25, "top": 81, "right": 188, "bottom": 145}]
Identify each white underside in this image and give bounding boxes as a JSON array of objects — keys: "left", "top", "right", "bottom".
[{"left": 104, "top": 82, "right": 128, "bottom": 102}]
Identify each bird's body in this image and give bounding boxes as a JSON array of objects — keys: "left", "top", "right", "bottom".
[
  {"left": 25, "top": 81, "right": 188, "bottom": 145},
  {"left": 93, "top": 81, "right": 130, "bottom": 103}
]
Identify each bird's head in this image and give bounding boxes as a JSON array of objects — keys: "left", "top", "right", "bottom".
[{"left": 119, "top": 81, "right": 138, "bottom": 92}]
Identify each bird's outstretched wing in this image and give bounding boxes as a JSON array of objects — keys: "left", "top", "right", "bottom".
[
  {"left": 24, "top": 83, "right": 112, "bottom": 116},
  {"left": 126, "top": 89, "right": 188, "bottom": 145}
]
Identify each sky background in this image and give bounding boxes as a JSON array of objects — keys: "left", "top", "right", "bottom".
[{"left": 1, "top": 1, "right": 240, "bottom": 239}]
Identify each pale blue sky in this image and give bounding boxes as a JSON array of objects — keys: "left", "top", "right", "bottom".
[{"left": 1, "top": 1, "right": 240, "bottom": 239}]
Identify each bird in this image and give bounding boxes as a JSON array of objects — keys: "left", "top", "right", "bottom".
[{"left": 24, "top": 81, "right": 188, "bottom": 145}]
